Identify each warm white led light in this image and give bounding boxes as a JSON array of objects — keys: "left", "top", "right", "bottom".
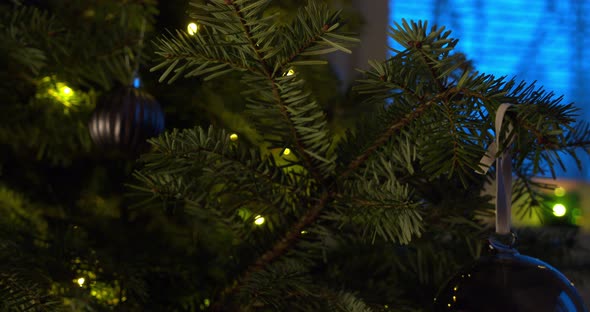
[
  {"left": 254, "top": 215, "right": 265, "bottom": 225},
  {"left": 187, "top": 22, "right": 199, "bottom": 35}
]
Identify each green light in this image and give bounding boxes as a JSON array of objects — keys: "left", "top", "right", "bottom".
[
  {"left": 552, "top": 203, "right": 567, "bottom": 217},
  {"left": 40, "top": 77, "right": 77, "bottom": 107},
  {"left": 554, "top": 187, "right": 566, "bottom": 197}
]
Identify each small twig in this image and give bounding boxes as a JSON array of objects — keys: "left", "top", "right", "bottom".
[
  {"left": 211, "top": 191, "right": 332, "bottom": 311},
  {"left": 227, "top": 0, "right": 325, "bottom": 185},
  {"left": 340, "top": 96, "right": 436, "bottom": 179}
]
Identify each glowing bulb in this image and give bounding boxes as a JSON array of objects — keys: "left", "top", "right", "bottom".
[
  {"left": 254, "top": 215, "right": 265, "bottom": 225},
  {"left": 554, "top": 187, "right": 566, "bottom": 197},
  {"left": 230, "top": 133, "right": 238, "bottom": 141},
  {"left": 133, "top": 77, "right": 141, "bottom": 88},
  {"left": 187, "top": 22, "right": 199, "bottom": 35},
  {"left": 61, "top": 86, "right": 73, "bottom": 96},
  {"left": 552, "top": 203, "right": 567, "bottom": 217},
  {"left": 76, "top": 277, "right": 85, "bottom": 287},
  {"left": 283, "top": 148, "right": 291, "bottom": 156},
  {"left": 286, "top": 69, "right": 295, "bottom": 76}
]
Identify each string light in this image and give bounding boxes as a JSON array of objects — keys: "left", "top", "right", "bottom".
[
  {"left": 76, "top": 277, "right": 85, "bottom": 287},
  {"left": 552, "top": 203, "right": 567, "bottom": 217},
  {"left": 283, "top": 148, "right": 291, "bottom": 156},
  {"left": 187, "top": 22, "right": 199, "bottom": 35},
  {"left": 40, "top": 77, "right": 76, "bottom": 107},
  {"left": 230, "top": 133, "right": 238, "bottom": 141},
  {"left": 554, "top": 186, "right": 566, "bottom": 197},
  {"left": 286, "top": 69, "right": 295, "bottom": 76},
  {"left": 133, "top": 77, "right": 141, "bottom": 88},
  {"left": 254, "top": 215, "right": 265, "bottom": 225}
]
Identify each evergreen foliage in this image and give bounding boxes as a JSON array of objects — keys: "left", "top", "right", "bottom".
[
  {"left": 132, "top": 1, "right": 590, "bottom": 310},
  {"left": 1, "top": 0, "right": 590, "bottom": 311}
]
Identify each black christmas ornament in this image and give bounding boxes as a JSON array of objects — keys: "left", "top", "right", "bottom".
[
  {"left": 433, "top": 238, "right": 587, "bottom": 312},
  {"left": 88, "top": 86, "right": 164, "bottom": 155},
  {"left": 434, "top": 103, "right": 587, "bottom": 312}
]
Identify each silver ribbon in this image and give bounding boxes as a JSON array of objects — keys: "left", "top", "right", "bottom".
[{"left": 478, "top": 103, "right": 514, "bottom": 235}]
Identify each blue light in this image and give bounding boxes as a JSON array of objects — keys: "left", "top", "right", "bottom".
[
  {"left": 133, "top": 77, "right": 141, "bottom": 89},
  {"left": 389, "top": 0, "right": 590, "bottom": 179}
]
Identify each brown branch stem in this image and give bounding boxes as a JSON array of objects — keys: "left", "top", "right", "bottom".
[
  {"left": 340, "top": 95, "right": 437, "bottom": 179},
  {"left": 227, "top": 0, "right": 325, "bottom": 185},
  {"left": 417, "top": 48, "right": 446, "bottom": 91}
]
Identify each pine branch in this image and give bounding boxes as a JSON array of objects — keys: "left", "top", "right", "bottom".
[
  {"left": 139, "top": 6, "right": 590, "bottom": 310},
  {"left": 277, "top": 1, "right": 359, "bottom": 71},
  {"left": 213, "top": 190, "right": 332, "bottom": 311},
  {"left": 0, "top": 5, "right": 68, "bottom": 75},
  {"left": 225, "top": 0, "right": 338, "bottom": 183},
  {"left": 338, "top": 91, "right": 440, "bottom": 179},
  {"left": 154, "top": 0, "right": 355, "bottom": 184},
  {"left": 0, "top": 270, "right": 63, "bottom": 312},
  {"left": 132, "top": 127, "right": 307, "bottom": 219}
]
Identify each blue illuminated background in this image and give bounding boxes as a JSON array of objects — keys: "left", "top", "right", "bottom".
[{"left": 388, "top": 0, "right": 590, "bottom": 179}]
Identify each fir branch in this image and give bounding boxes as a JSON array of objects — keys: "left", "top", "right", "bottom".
[
  {"left": 0, "top": 271, "right": 62, "bottom": 312},
  {"left": 328, "top": 291, "right": 373, "bottom": 312},
  {"left": 355, "top": 58, "right": 424, "bottom": 102},
  {"left": 0, "top": 5, "right": 67, "bottom": 75},
  {"left": 225, "top": 0, "right": 337, "bottom": 183},
  {"left": 237, "top": 258, "right": 316, "bottom": 311},
  {"left": 214, "top": 190, "right": 333, "bottom": 310},
  {"left": 133, "top": 127, "right": 306, "bottom": 214},
  {"left": 328, "top": 156, "right": 423, "bottom": 244},
  {"left": 225, "top": 0, "right": 273, "bottom": 74},
  {"left": 339, "top": 92, "right": 440, "bottom": 179},
  {"left": 152, "top": 28, "right": 263, "bottom": 82},
  {"left": 277, "top": 1, "right": 359, "bottom": 71}
]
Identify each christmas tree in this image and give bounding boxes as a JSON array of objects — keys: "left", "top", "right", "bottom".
[{"left": 1, "top": 0, "right": 589, "bottom": 311}]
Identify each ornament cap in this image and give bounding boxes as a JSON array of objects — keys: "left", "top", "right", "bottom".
[{"left": 488, "top": 231, "right": 518, "bottom": 254}]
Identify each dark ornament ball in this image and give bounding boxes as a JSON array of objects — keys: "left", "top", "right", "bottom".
[
  {"left": 434, "top": 242, "right": 587, "bottom": 312},
  {"left": 88, "top": 86, "right": 164, "bottom": 155}
]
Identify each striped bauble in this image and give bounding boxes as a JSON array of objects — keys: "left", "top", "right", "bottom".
[{"left": 88, "top": 86, "right": 164, "bottom": 155}]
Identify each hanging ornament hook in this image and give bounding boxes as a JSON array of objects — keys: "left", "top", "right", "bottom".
[
  {"left": 132, "top": 18, "right": 147, "bottom": 85},
  {"left": 478, "top": 103, "right": 515, "bottom": 243}
]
